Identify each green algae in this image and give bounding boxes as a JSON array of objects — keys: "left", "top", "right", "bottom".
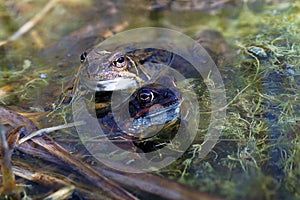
[{"left": 159, "top": 2, "right": 300, "bottom": 199}]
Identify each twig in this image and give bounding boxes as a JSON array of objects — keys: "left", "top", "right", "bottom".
[
  {"left": 31, "top": 137, "right": 139, "bottom": 200},
  {"left": 0, "top": 0, "right": 59, "bottom": 47},
  {"left": 0, "top": 125, "right": 22, "bottom": 198},
  {"left": 98, "top": 167, "right": 223, "bottom": 200},
  {"left": 43, "top": 185, "right": 75, "bottom": 200},
  {"left": 18, "top": 121, "right": 86, "bottom": 144}
]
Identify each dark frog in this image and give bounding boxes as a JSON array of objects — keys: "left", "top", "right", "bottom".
[
  {"left": 127, "top": 83, "right": 182, "bottom": 136},
  {"left": 98, "top": 83, "right": 182, "bottom": 152}
]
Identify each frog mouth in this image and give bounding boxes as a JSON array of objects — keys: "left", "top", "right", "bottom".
[
  {"left": 124, "top": 98, "right": 184, "bottom": 139},
  {"left": 80, "top": 77, "right": 139, "bottom": 91}
]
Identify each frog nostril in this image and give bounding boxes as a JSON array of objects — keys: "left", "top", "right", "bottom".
[{"left": 80, "top": 52, "right": 87, "bottom": 63}]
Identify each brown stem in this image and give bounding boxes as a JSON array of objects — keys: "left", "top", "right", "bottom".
[{"left": 0, "top": 125, "right": 22, "bottom": 199}]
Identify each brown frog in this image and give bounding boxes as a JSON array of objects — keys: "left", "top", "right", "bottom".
[
  {"left": 76, "top": 29, "right": 230, "bottom": 93},
  {"left": 79, "top": 45, "right": 173, "bottom": 91}
]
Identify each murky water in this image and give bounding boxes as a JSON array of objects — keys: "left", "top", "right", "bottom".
[{"left": 0, "top": 0, "right": 299, "bottom": 199}]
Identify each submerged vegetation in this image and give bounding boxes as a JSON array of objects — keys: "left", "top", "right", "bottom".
[
  {"left": 0, "top": 0, "right": 299, "bottom": 199},
  {"left": 166, "top": 2, "right": 300, "bottom": 199}
]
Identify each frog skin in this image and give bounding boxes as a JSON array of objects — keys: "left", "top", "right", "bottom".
[
  {"left": 77, "top": 29, "right": 230, "bottom": 92},
  {"left": 97, "top": 83, "right": 182, "bottom": 152},
  {"left": 79, "top": 44, "right": 173, "bottom": 91}
]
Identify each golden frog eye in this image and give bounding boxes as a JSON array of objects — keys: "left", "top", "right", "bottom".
[
  {"left": 113, "top": 56, "right": 127, "bottom": 68},
  {"left": 138, "top": 90, "right": 154, "bottom": 104}
]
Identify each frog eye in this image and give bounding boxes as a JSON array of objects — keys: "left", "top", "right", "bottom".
[
  {"left": 138, "top": 90, "right": 154, "bottom": 104},
  {"left": 113, "top": 56, "right": 127, "bottom": 68},
  {"left": 80, "top": 52, "right": 87, "bottom": 63}
]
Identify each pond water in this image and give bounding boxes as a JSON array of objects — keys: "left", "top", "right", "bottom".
[{"left": 0, "top": 0, "right": 299, "bottom": 199}]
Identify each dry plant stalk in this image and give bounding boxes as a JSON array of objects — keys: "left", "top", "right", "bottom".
[
  {"left": 0, "top": 125, "right": 24, "bottom": 199},
  {"left": 0, "top": 0, "right": 59, "bottom": 47}
]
